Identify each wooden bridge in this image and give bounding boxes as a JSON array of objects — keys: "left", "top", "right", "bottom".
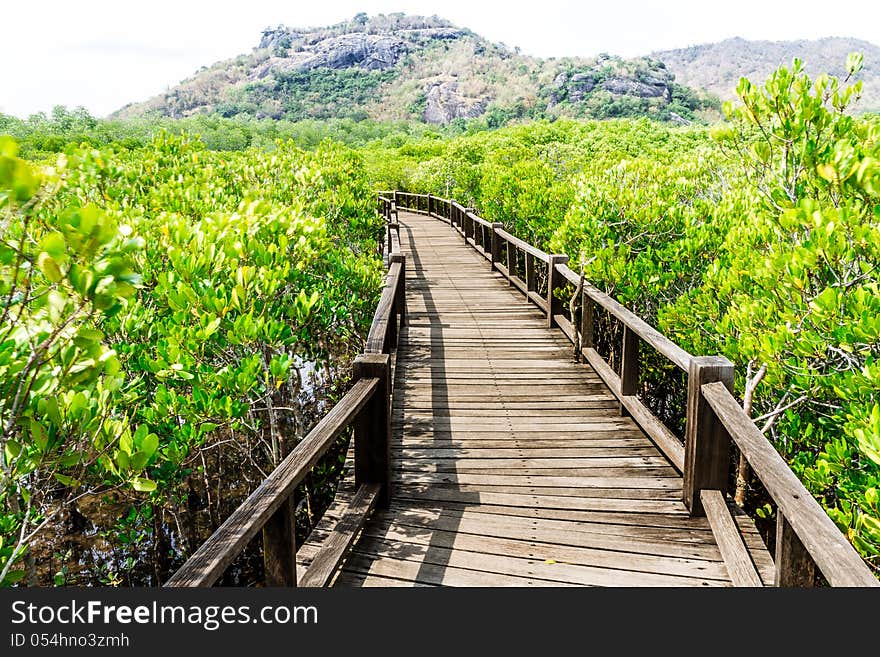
[{"left": 167, "top": 193, "right": 877, "bottom": 588}]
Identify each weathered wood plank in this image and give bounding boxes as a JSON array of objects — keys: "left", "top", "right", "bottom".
[
  {"left": 700, "top": 489, "right": 762, "bottom": 587},
  {"left": 351, "top": 534, "right": 726, "bottom": 587},
  {"left": 299, "top": 483, "right": 380, "bottom": 587}
]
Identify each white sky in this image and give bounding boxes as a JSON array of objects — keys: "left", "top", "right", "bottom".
[{"left": 3, "top": 0, "right": 879, "bottom": 118}]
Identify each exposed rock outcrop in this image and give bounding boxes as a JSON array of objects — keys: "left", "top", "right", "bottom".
[
  {"left": 601, "top": 76, "right": 669, "bottom": 98},
  {"left": 423, "top": 81, "right": 486, "bottom": 124}
]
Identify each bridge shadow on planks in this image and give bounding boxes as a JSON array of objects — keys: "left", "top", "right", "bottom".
[
  {"left": 323, "top": 211, "right": 777, "bottom": 587},
  {"left": 398, "top": 217, "right": 478, "bottom": 584}
]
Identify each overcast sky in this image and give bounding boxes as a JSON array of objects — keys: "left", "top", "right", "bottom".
[{"left": 3, "top": 0, "right": 878, "bottom": 118}]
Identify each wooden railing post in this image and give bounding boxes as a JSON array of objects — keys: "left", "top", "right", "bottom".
[
  {"left": 391, "top": 253, "right": 407, "bottom": 328},
  {"left": 581, "top": 292, "right": 594, "bottom": 350},
  {"left": 619, "top": 327, "right": 639, "bottom": 415},
  {"left": 353, "top": 353, "right": 392, "bottom": 507},
  {"left": 683, "top": 356, "right": 734, "bottom": 515},
  {"left": 546, "top": 255, "right": 569, "bottom": 328},
  {"left": 525, "top": 253, "right": 536, "bottom": 293},
  {"left": 490, "top": 223, "right": 503, "bottom": 269},
  {"left": 775, "top": 511, "right": 817, "bottom": 587},
  {"left": 262, "top": 496, "right": 297, "bottom": 586},
  {"left": 427, "top": 194, "right": 433, "bottom": 216},
  {"left": 506, "top": 240, "right": 515, "bottom": 286}
]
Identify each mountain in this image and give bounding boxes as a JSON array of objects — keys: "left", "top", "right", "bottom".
[
  {"left": 653, "top": 37, "right": 880, "bottom": 112},
  {"left": 113, "top": 14, "right": 718, "bottom": 125}
]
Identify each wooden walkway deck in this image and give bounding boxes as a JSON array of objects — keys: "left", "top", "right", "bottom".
[{"left": 300, "top": 211, "right": 776, "bottom": 587}]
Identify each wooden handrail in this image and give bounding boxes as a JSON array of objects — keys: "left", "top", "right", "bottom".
[
  {"left": 392, "top": 190, "right": 877, "bottom": 587},
  {"left": 701, "top": 382, "right": 878, "bottom": 587},
  {"left": 555, "top": 263, "right": 692, "bottom": 371},
  {"left": 366, "top": 260, "right": 404, "bottom": 353},
  {"left": 166, "top": 377, "right": 379, "bottom": 587},
  {"left": 495, "top": 228, "right": 550, "bottom": 262}
]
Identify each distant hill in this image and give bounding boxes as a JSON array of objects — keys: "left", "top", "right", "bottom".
[
  {"left": 653, "top": 37, "right": 880, "bottom": 112},
  {"left": 114, "top": 14, "right": 719, "bottom": 125}
]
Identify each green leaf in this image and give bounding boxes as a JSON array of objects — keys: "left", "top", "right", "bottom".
[
  {"left": 130, "top": 451, "right": 150, "bottom": 472},
  {"left": 53, "top": 473, "right": 81, "bottom": 487},
  {"left": 29, "top": 419, "right": 48, "bottom": 452},
  {"left": 141, "top": 433, "right": 159, "bottom": 458},
  {"left": 37, "top": 252, "right": 63, "bottom": 283},
  {"left": 119, "top": 431, "right": 133, "bottom": 456},
  {"left": 131, "top": 477, "right": 157, "bottom": 492},
  {"left": 4, "top": 439, "right": 21, "bottom": 462},
  {"left": 39, "top": 232, "right": 67, "bottom": 258},
  {"left": 3, "top": 570, "right": 26, "bottom": 585}
]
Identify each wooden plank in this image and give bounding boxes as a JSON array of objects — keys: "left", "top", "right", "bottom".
[
  {"left": 731, "top": 510, "right": 776, "bottom": 585},
  {"left": 395, "top": 478, "right": 681, "bottom": 496},
  {"left": 352, "top": 534, "right": 726, "bottom": 587},
  {"left": 702, "top": 381, "right": 877, "bottom": 587},
  {"left": 700, "top": 489, "right": 762, "bottom": 587},
  {"left": 394, "top": 456, "right": 671, "bottom": 469},
  {"left": 390, "top": 493, "right": 707, "bottom": 528},
  {"left": 299, "top": 483, "right": 380, "bottom": 587},
  {"left": 334, "top": 571, "right": 429, "bottom": 587},
  {"left": 393, "top": 446, "right": 663, "bottom": 458},
  {"left": 394, "top": 433, "right": 653, "bottom": 443},
  {"left": 392, "top": 473, "right": 681, "bottom": 494},
  {"left": 342, "top": 551, "right": 580, "bottom": 587},
  {"left": 165, "top": 377, "right": 378, "bottom": 587},
  {"left": 362, "top": 516, "right": 729, "bottom": 580}
]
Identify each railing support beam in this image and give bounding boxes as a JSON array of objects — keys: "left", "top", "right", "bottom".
[
  {"left": 683, "top": 356, "right": 734, "bottom": 515},
  {"left": 546, "top": 254, "right": 569, "bottom": 328},
  {"left": 619, "top": 326, "right": 639, "bottom": 416},
  {"left": 775, "top": 511, "right": 817, "bottom": 587},
  {"left": 262, "top": 496, "right": 297, "bottom": 587},
  {"left": 354, "top": 353, "right": 392, "bottom": 507},
  {"left": 490, "top": 222, "right": 504, "bottom": 270},
  {"left": 391, "top": 253, "right": 407, "bottom": 327}
]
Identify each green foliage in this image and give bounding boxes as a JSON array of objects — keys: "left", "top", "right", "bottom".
[
  {"left": 242, "top": 68, "right": 399, "bottom": 121},
  {"left": 663, "top": 57, "right": 880, "bottom": 566},
  {"left": 0, "top": 133, "right": 383, "bottom": 585}
]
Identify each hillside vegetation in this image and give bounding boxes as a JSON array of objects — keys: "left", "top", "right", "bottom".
[{"left": 115, "top": 13, "right": 719, "bottom": 125}]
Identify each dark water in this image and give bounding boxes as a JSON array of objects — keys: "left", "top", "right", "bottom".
[{"left": 30, "top": 354, "right": 350, "bottom": 587}]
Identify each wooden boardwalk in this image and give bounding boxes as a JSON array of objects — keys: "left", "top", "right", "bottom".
[{"left": 300, "top": 211, "right": 776, "bottom": 587}]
